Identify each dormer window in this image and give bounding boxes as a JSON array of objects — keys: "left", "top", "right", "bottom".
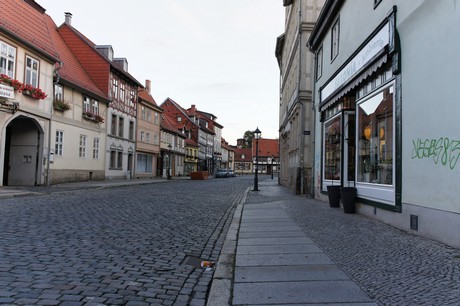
[
  {"left": 177, "top": 116, "right": 182, "bottom": 122},
  {"left": 242, "top": 154, "right": 246, "bottom": 159}
]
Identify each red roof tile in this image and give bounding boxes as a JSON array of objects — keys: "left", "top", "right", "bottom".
[
  {"left": 253, "top": 139, "right": 279, "bottom": 158},
  {"left": 43, "top": 16, "right": 107, "bottom": 100},
  {"left": 0, "top": 0, "right": 60, "bottom": 60},
  {"left": 138, "top": 88, "right": 158, "bottom": 107}
]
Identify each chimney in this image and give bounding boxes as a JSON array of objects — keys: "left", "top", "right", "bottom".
[
  {"left": 145, "top": 80, "right": 151, "bottom": 94},
  {"left": 64, "top": 12, "right": 72, "bottom": 25},
  {"left": 191, "top": 104, "right": 196, "bottom": 113}
]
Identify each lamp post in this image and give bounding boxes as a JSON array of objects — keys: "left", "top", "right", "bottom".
[
  {"left": 253, "top": 127, "right": 261, "bottom": 191},
  {"left": 167, "top": 143, "right": 172, "bottom": 180},
  {"left": 271, "top": 155, "right": 274, "bottom": 180}
]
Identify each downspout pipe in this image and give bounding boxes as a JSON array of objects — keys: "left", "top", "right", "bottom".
[
  {"left": 298, "top": 0, "right": 306, "bottom": 195},
  {"left": 46, "top": 61, "right": 63, "bottom": 186}
]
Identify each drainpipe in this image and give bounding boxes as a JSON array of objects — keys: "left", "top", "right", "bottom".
[
  {"left": 46, "top": 61, "right": 63, "bottom": 186},
  {"left": 310, "top": 52, "right": 317, "bottom": 198},
  {"left": 298, "top": 0, "right": 306, "bottom": 195}
]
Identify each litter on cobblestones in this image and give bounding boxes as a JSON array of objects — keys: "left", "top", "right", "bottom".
[{"left": 201, "top": 260, "right": 215, "bottom": 271}]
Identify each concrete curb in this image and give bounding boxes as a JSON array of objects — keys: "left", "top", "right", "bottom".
[{"left": 206, "top": 187, "right": 248, "bottom": 306}]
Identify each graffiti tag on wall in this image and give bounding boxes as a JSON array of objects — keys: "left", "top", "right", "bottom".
[{"left": 411, "top": 138, "right": 460, "bottom": 170}]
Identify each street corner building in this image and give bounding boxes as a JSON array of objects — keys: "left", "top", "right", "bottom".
[{"left": 306, "top": 0, "right": 460, "bottom": 248}]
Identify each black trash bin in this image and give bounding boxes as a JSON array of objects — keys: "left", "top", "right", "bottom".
[
  {"left": 341, "top": 187, "right": 356, "bottom": 213},
  {"left": 327, "top": 185, "right": 341, "bottom": 208}
]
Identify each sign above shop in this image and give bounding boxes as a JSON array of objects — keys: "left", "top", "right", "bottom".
[
  {"left": 321, "top": 22, "right": 390, "bottom": 103},
  {"left": 0, "top": 83, "right": 15, "bottom": 99}
]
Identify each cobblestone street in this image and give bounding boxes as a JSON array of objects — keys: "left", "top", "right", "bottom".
[{"left": 0, "top": 177, "right": 252, "bottom": 306}]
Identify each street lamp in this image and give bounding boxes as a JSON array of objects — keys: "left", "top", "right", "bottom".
[
  {"left": 253, "top": 127, "right": 261, "bottom": 191},
  {"left": 167, "top": 143, "right": 172, "bottom": 180},
  {"left": 271, "top": 155, "right": 274, "bottom": 180}
]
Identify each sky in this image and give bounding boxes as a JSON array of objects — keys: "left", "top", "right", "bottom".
[{"left": 38, "top": 0, "right": 285, "bottom": 145}]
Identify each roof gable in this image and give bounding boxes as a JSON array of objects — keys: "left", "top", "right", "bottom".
[{"left": 1, "top": 0, "right": 59, "bottom": 60}]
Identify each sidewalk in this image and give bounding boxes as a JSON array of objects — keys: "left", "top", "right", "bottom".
[{"left": 208, "top": 179, "right": 377, "bottom": 305}]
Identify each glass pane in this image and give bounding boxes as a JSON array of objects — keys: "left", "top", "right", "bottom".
[
  {"left": 324, "top": 115, "right": 341, "bottom": 180},
  {"left": 357, "top": 85, "right": 393, "bottom": 184}
]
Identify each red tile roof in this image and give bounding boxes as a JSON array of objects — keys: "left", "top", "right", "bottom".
[
  {"left": 43, "top": 16, "right": 108, "bottom": 101},
  {"left": 253, "top": 138, "right": 279, "bottom": 158},
  {"left": 138, "top": 88, "right": 158, "bottom": 107},
  {"left": 161, "top": 114, "right": 185, "bottom": 137},
  {"left": 234, "top": 148, "right": 253, "bottom": 162},
  {"left": 1, "top": 0, "right": 60, "bottom": 60}
]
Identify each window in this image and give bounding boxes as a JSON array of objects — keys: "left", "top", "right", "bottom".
[
  {"left": 25, "top": 55, "right": 39, "bottom": 87},
  {"left": 55, "top": 130, "right": 64, "bottom": 156},
  {"left": 316, "top": 46, "right": 323, "bottom": 80},
  {"left": 154, "top": 112, "right": 159, "bottom": 125},
  {"left": 54, "top": 84, "right": 63, "bottom": 101},
  {"left": 79, "top": 135, "right": 87, "bottom": 158},
  {"left": 83, "top": 96, "right": 91, "bottom": 113},
  {"left": 140, "top": 131, "right": 145, "bottom": 142},
  {"left": 331, "top": 18, "right": 340, "bottom": 61},
  {"left": 147, "top": 110, "right": 152, "bottom": 122},
  {"left": 118, "top": 117, "right": 124, "bottom": 137},
  {"left": 111, "top": 114, "right": 117, "bottom": 135},
  {"left": 146, "top": 132, "right": 150, "bottom": 143},
  {"left": 92, "top": 99, "right": 99, "bottom": 115},
  {"left": 112, "top": 78, "right": 118, "bottom": 99},
  {"left": 129, "top": 121, "right": 134, "bottom": 140},
  {"left": 93, "top": 138, "right": 100, "bottom": 159},
  {"left": 141, "top": 106, "right": 146, "bottom": 120},
  {"left": 130, "top": 89, "right": 136, "bottom": 108},
  {"left": 117, "top": 151, "right": 123, "bottom": 168},
  {"left": 154, "top": 134, "right": 159, "bottom": 145},
  {"left": 324, "top": 115, "right": 341, "bottom": 181},
  {"left": 0, "top": 41, "right": 16, "bottom": 78},
  {"left": 120, "top": 82, "right": 126, "bottom": 103},
  {"left": 110, "top": 150, "right": 117, "bottom": 168},
  {"left": 357, "top": 84, "right": 394, "bottom": 185},
  {"left": 136, "top": 153, "right": 153, "bottom": 173}
]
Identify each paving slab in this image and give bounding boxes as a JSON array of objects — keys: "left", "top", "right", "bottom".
[
  {"left": 238, "top": 230, "right": 305, "bottom": 239},
  {"left": 239, "top": 224, "right": 300, "bottom": 232},
  {"left": 238, "top": 237, "right": 314, "bottom": 246},
  {"left": 237, "top": 244, "right": 322, "bottom": 255},
  {"left": 236, "top": 253, "right": 334, "bottom": 266},
  {"left": 235, "top": 265, "right": 350, "bottom": 282},
  {"left": 233, "top": 280, "right": 374, "bottom": 305}
]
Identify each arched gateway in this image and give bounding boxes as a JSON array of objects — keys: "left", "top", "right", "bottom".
[{"left": 2, "top": 116, "right": 45, "bottom": 186}]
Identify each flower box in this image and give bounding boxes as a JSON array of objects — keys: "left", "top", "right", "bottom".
[
  {"left": 190, "top": 171, "right": 209, "bottom": 180},
  {"left": 53, "top": 99, "right": 71, "bottom": 111}
]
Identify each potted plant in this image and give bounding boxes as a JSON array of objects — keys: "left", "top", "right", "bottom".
[
  {"left": 341, "top": 182, "right": 356, "bottom": 213},
  {"left": 53, "top": 99, "right": 71, "bottom": 112},
  {"left": 327, "top": 184, "right": 341, "bottom": 208}
]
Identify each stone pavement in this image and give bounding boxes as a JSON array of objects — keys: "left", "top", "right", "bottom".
[{"left": 208, "top": 179, "right": 460, "bottom": 306}]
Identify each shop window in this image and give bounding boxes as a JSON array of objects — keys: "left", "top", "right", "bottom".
[
  {"left": 324, "top": 115, "right": 342, "bottom": 182},
  {"left": 357, "top": 84, "right": 394, "bottom": 185}
]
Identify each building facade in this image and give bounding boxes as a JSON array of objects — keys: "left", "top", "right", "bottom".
[
  {"left": 57, "top": 15, "right": 143, "bottom": 180},
  {"left": 135, "top": 80, "right": 162, "bottom": 178},
  {"left": 276, "top": 0, "right": 325, "bottom": 195},
  {"left": 308, "top": 0, "right": 460, "bottom": 248},
  {"left": 1, "top": 0, "right": 59, "bottom": 186}
]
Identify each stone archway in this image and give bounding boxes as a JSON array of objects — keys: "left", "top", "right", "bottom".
[{"left": 3, "top": 116, "right": 44, "bottom": 186}]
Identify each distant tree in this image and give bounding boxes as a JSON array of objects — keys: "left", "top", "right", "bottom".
[{"left": 243, "top": 130, "right": 254, "bottom": 148}]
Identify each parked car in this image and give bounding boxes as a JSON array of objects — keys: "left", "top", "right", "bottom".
[
  {"left": 215, "top": 169, "right": 229, "bottom": 178},
  {"left": 227, "top": 169, "right": 236, "bottom": 177}
]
